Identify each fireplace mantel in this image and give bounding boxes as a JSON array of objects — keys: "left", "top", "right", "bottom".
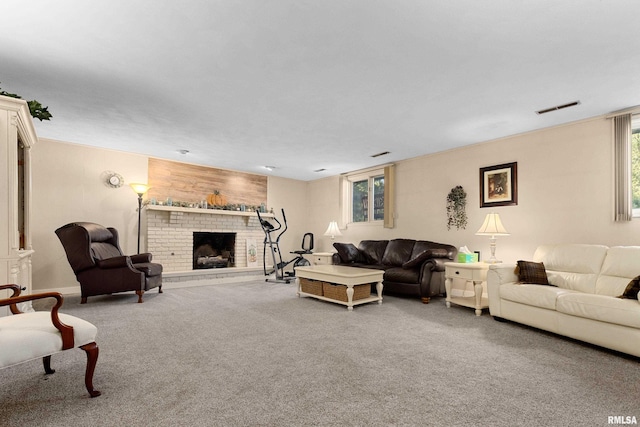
[{"left": 145, "top": 205, "right": 274, "bottom": 218}]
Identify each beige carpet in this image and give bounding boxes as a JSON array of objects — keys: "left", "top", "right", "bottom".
[{"left": 0, "top": 280, "right": 638, "bottom": 426}]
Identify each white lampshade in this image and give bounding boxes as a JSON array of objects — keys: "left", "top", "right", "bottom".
[
  {"left": 475, "top": 213, "right": 509, "bottom": 263},
  {"left": 323, "top": 221, "right": 342, "bottom": 240},
  {"left": 475, "top": 213, "right": 510, "bottom": 236}
]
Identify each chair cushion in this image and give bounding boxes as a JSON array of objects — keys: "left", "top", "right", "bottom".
[
  {"left": 134, "top": 262, "right": 163, "bottom": 277},
  {"left": 0, "top": 312, "right": 97, "bottom": 369},
  {"left": 91, "top": 242, "right": 122, "bottom": 260}
]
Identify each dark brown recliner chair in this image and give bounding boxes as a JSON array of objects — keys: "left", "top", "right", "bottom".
[{"left": 55, "top": 222, "right": 163, "bottom": 304}]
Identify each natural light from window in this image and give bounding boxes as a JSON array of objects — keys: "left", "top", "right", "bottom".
[
  {"left": 631, "top": 114, "right": 640, "bottom": 216},
  {"left": 350, "top": 173, "right": 384, "bottom": 223}
]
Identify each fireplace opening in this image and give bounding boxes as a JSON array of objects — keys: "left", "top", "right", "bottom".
[{"left": 193, "top": 232, "right": 236, "bottom": 269}]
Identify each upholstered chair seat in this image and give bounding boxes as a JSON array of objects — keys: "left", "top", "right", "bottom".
[{"left": 0, "top": 284, "right": 100, "bottom": 397}]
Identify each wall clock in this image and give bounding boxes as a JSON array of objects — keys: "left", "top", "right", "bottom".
[{"left": 106, "top": 172, "right": 124, "bottom": 188}]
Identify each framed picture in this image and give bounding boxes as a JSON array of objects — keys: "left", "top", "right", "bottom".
[{"left": 479, "top": 162, "right": 517, "bottom": 207}]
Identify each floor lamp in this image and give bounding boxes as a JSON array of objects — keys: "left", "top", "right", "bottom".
[{"left": 130, "top": 183, "right": 150, "bottom": 254}]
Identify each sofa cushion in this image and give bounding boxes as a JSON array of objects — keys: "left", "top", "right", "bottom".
[
  {"left": 596, "top": 246, "right": 640, "bottom": 296},
  {"left": 515, "top": 260, "right": 550, "bottom": 285},
  {"left": 381, "top": 239, "right": 415, "bottom": 266},
  {"left": 333, "top": 243, "right": 364, "bottom": 263},
  {"left": 499, "top": 283, "right": 577, "bottom": 310},
  {"left": 618, "top": 276, "right": 640, "bottom": 300},
  {"left": 383, "top": 266, "right": 420, "bottom": 284},
  {"left": 556, "top": 293, "right": 640, "bottom": 329},
  {"left": 358, "top": 240, "right": 389, "bottom": 264},
  {"left": 403, "top": 248, "right": 449, "bottom": 269},
  {"left": 533, "top": 244, "right": 608, "bottom": 293}
]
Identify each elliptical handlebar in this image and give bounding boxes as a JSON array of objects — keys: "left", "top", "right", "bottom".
[{"left": 276, "top": 208, "right": 288, "bottom": 242}]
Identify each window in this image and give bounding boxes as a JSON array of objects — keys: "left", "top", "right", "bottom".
[
  {"left": 632, "top": 115, "right": 640, "bottom": 216},
  {"left": 342, "top": 165, "right": 394, "bottom": 227},
  {"left": 351, "top": 174, "right": 384, "bottom": 223}
]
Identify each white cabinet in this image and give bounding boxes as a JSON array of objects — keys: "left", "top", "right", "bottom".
[{"left": 0, "top": 95, "right": 37, "bottom": 316}]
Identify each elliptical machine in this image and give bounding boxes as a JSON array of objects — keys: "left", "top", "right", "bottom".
[{"left": 256, "top": 208, "right": 311, "bottom": 283}]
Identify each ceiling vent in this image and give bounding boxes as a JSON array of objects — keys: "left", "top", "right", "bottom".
[
  {"left": 314, "top": 168, "right": 326, "bottom": 173},
  {"left": 536, "top": 101, "right": 580, "bottom": 115},
  {"left": 370, "top": 151, "right": 390, "bottom": 158}
]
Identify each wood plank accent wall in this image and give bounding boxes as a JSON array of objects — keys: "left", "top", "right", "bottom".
[{"left": 147, "top": 158, "right": 267, "bottom": 207}]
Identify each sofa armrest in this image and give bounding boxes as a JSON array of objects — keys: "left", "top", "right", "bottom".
[{"left": 487, "top": 264, "right": 517, "bottom": 317}]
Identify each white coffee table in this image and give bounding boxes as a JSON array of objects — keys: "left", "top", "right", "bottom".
[{"left": 295, "top": 265, "right": 384, "bottom": 311}]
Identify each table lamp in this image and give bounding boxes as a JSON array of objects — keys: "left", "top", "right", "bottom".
[
  {"left": 323, "top": 221, "right": 342, "bottom": 240},
  {"left": 475, "top": 212, "right": 509, "bottom": 263}
]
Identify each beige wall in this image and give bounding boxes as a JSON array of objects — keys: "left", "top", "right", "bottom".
[
  {"left": 31, "top": 139, "right": 149, "bottom": 292},
  {"left": 306, "top": 116, "right": 640, "bottom": 262},
  {"left": 30, "top": 139, "right": 308, "bottom": 292},
  {"left": 30, "top": 114, "right": 640, "bottom": 292}
]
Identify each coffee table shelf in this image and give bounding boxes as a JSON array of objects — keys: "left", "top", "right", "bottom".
[{"left": 295, "top": 265, "right": 384, "bottom": 311}]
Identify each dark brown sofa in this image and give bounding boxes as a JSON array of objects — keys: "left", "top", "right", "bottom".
[
  {"left": 332, "top": 239, "right": 457, "bottom": 303},
  {"left": 55, "top": 222, "right": 163, "bottom": 303}
]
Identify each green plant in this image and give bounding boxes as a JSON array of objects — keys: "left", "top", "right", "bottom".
[
  {"left": 446, "top": 185, "right": 467, "bottom": 230},
  {"left": 0, "top": 83, "right": 52, "bottom": 121}
]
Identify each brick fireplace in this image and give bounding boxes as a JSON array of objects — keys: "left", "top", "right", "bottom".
[{"left": 144, "top": 206, "right": 268, "bottom": 274}]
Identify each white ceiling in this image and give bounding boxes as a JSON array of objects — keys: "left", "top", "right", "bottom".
[{"left": 2, "top": 0, "right": 640, "bottom": 181}]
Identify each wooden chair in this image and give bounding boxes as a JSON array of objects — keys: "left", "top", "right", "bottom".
[{"left": 0, "top": 284, "right": 101, "bottom": 397}]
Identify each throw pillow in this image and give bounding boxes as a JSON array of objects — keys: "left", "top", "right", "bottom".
[
  {"left": 618, "top": 276, "right": 640, "bottom": 300},
  {"left": 333, "top": 243, "right": 362, "bottom": 263},
  {"left": 402, "top": 248, "right": 449, "bottom": 269},
  {"left": 515, "top": 260, "right": 551, "bottom": 285}
]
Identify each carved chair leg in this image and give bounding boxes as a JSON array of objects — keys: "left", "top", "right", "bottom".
[
  {"left": 421, "top": 297, "right": 430, "bottom": 304},
  {"left": 80, "top": 342, "right": 101, "bottom": 398},
  {"left": 43, "top": 355, "right": 55, "bottom": 374},
  {"left": 158, "top": 285, "right": 163, "bottom": 294},
  {"left": 81, "top": 297, "right": 87, "bottom": 304},
  {"left": 136, "top": 290, "right": 144, "bottom": 303}
]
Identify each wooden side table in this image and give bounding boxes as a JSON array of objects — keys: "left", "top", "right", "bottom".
[
  {"left": 444, "top": 262, "right": 489, "bottom": 316},
  {"left": 303, "top": 252, "right": 335, "bottom": 265}
]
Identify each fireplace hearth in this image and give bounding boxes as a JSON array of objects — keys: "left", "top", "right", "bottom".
[{"left": 193, "top": 232, "right": 236, "bottom": 269}]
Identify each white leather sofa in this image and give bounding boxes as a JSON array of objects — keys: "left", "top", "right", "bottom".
[{"left": 487, "top": 244, "right": 640, "bottom": 358}]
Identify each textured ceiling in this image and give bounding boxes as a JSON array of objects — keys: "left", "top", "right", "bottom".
[{"left": 2, "top": 0, "right": 640, "bottom": 180}]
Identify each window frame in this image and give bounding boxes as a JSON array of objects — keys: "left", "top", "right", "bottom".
[{"left": 346, "top": 169, "right": 385, "bottom": 225}]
